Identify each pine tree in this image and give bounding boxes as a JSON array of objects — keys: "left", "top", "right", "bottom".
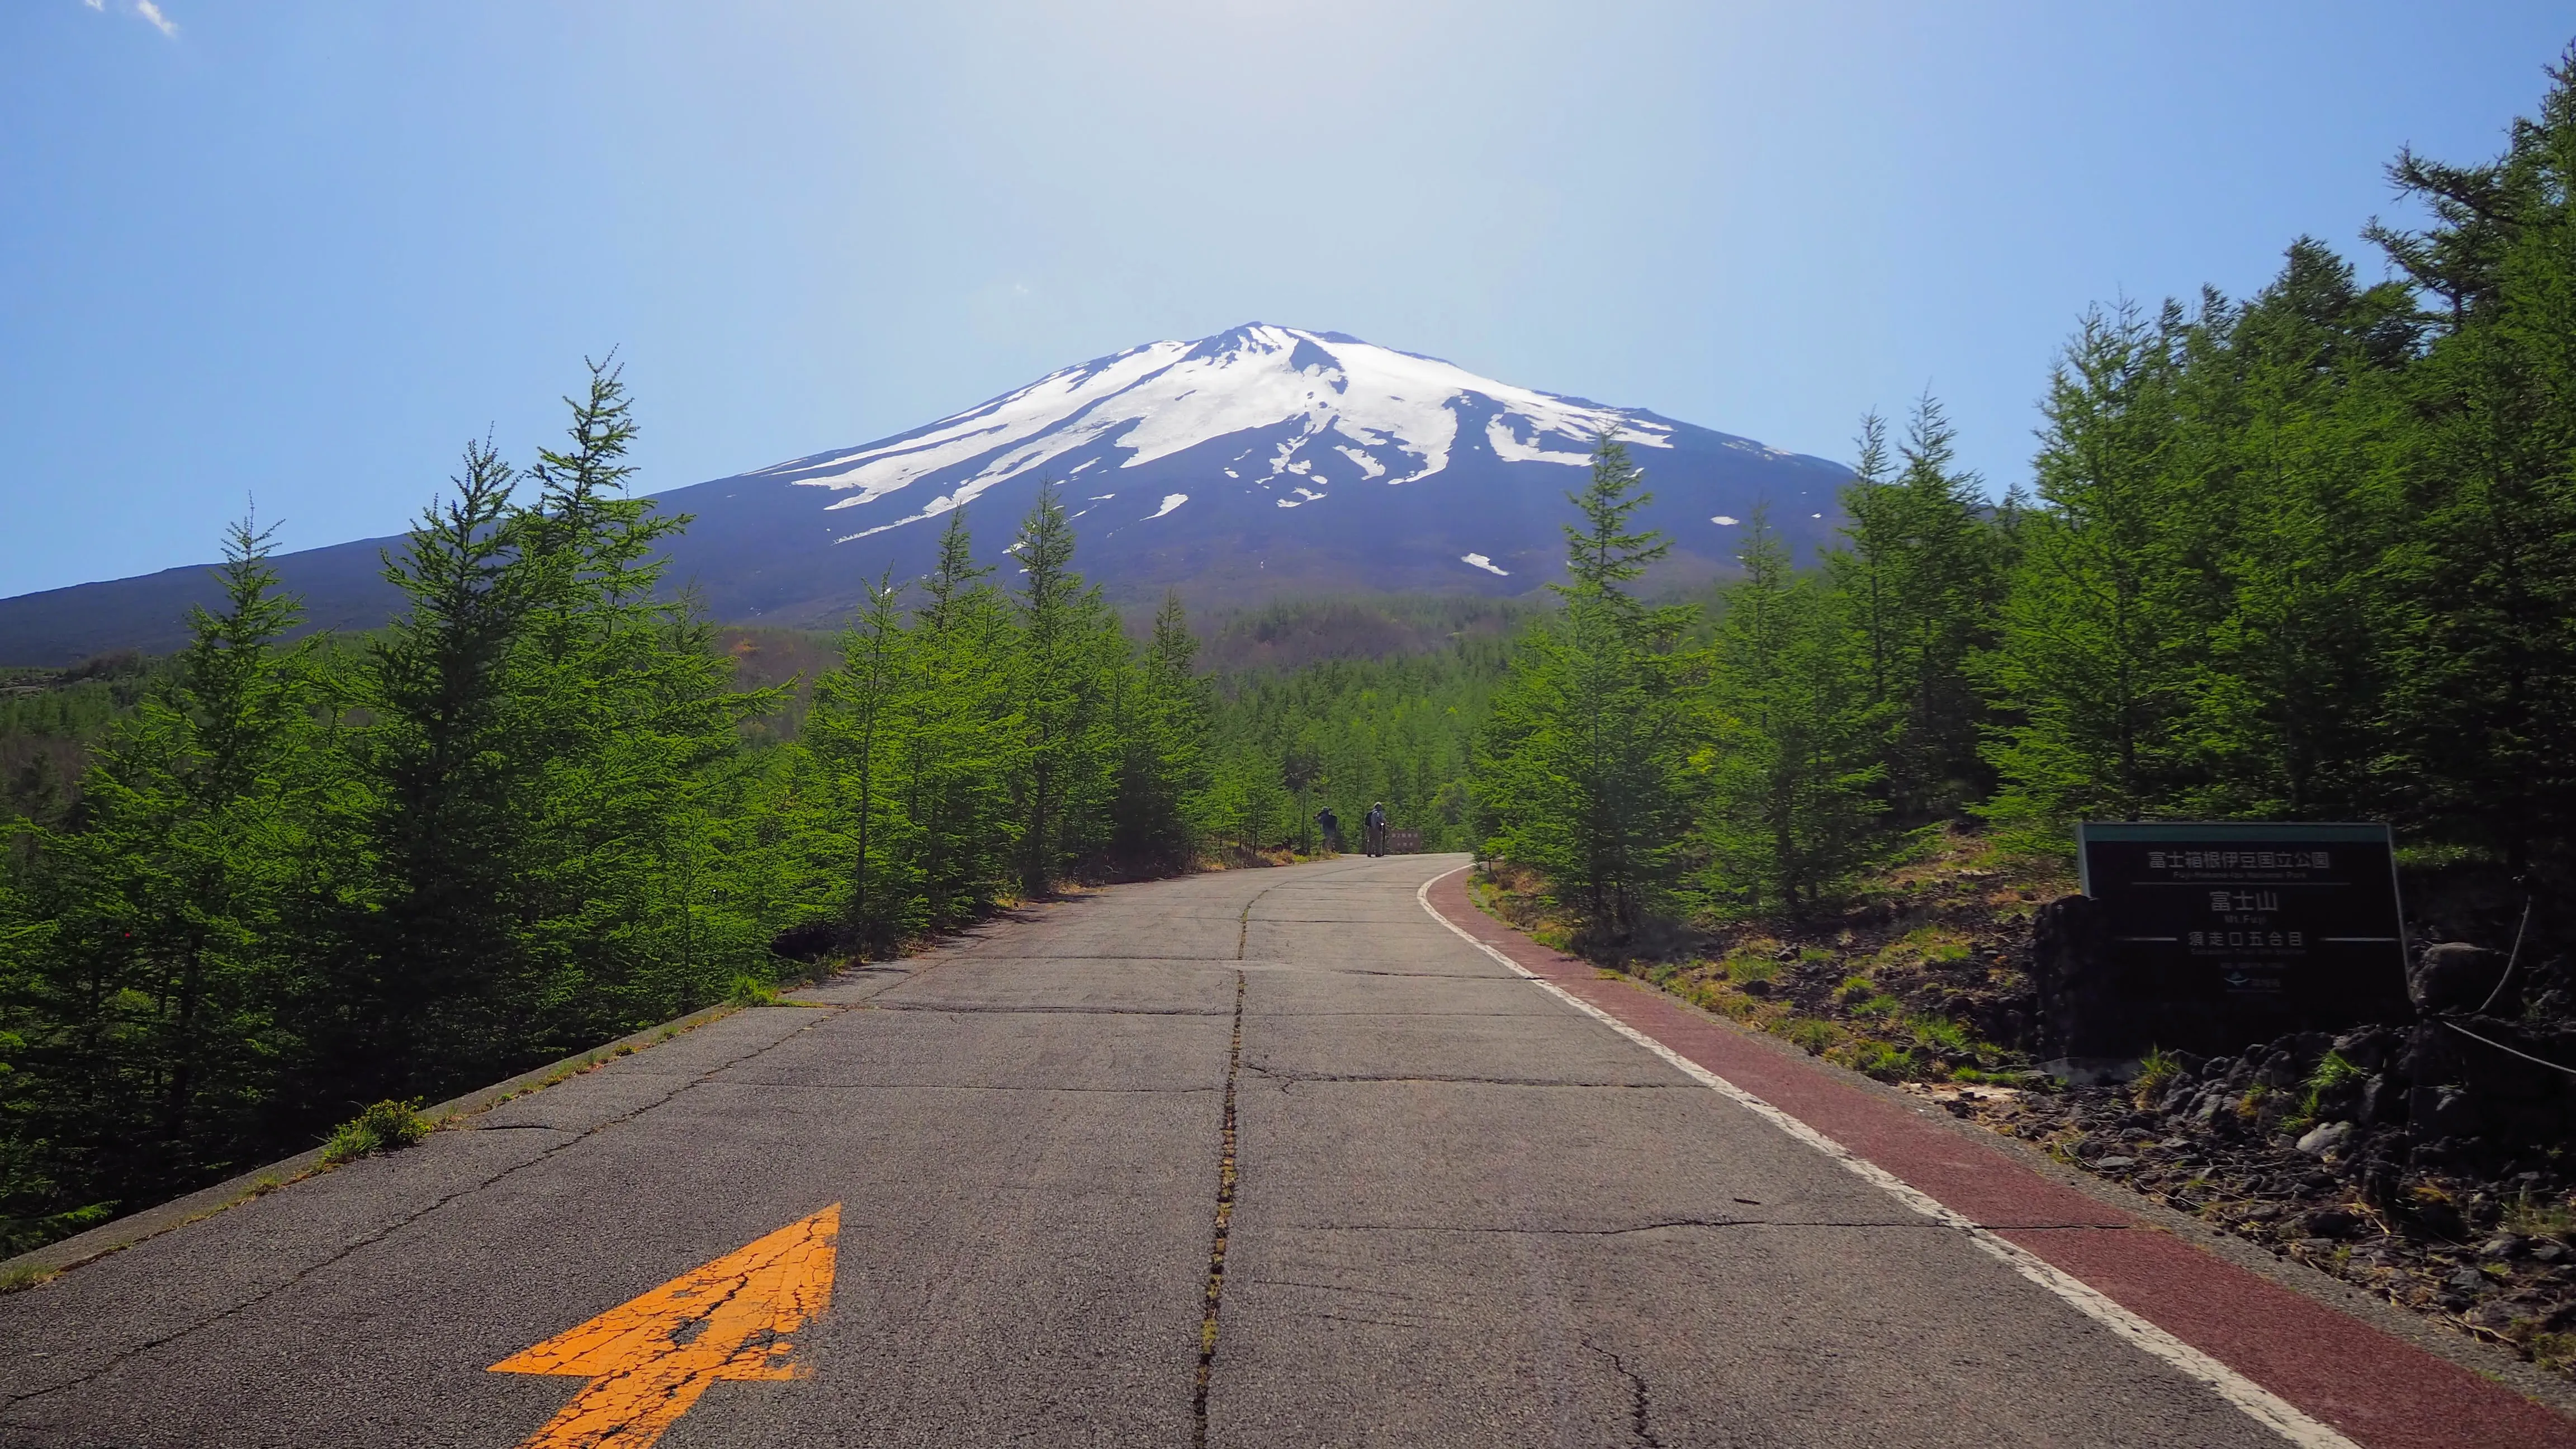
[
  {"left": 1980, "top": 301, "right": 2193, "bottom": 825},
  {"left": 1010, "top": 483, "right": 1115, "bottom": 894},
  {"left": 6, "top": 517, "right": 326, "bottom": 1216},
  {"left": 1475, "top": 435, "right": 1698, "bottom": 939},
  {"left": 807, "top": 573, "right": 922, "bottom": 953},
  {"left": 337, "top": 364, "right": 771, "bottom": 1101},
  {"left": 2165, "top": 242, "right": 2412, "bottom": 820},
  {"left": 335, "top": 434, "right": 543, "bottom": 1101},
  {"left": 1701, "top": 510, "right": 1882, "bottom": 910},
  {"left": 1825, "top": 397, "right": 2002, "bottom": 822},
  {"left": 2366, "top": 49, "right": 2576, "bottom": 868},
  {"left": 1111, "top": 590, "right": 1208, "bottom": 870},
  {"left": 901, "top": 509, "right": 1022, "bottom": 926}
]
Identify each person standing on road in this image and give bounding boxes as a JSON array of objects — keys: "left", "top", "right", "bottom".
[
  {"left": 1315, "top": 806, "right": 1343, "bottom": 854},
  {"left": 1365, "top": 801, "right": 1388, "bottom": 857}
]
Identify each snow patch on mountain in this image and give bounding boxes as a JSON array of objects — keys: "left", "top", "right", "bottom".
[{"left": 786, "top": 324, "right": 1677, "bottom": 546}]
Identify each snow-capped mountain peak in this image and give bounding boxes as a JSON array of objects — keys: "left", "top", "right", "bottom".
[{"left": 750, "top": 324, "right": 1683, "bottom": 542}]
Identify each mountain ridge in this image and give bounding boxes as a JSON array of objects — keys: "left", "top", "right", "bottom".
[{"left": 0, "top": 324, "right": 1850, "bottom": 664}]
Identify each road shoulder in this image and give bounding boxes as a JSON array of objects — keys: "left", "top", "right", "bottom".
[{"left": 1421, "top": 863, "right": 2576, "bottom": 1449}]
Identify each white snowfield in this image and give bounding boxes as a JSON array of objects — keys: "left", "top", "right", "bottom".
[{"left": 760, "top": 324, "right": 1677, "bottom": 546}]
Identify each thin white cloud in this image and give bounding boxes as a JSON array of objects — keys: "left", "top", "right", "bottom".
[
  {"left": 134, "top": 0, "right": 176, "bottom": 36},
  {"left": 83, "top": 1, "right": 107, "bottom": 12}
]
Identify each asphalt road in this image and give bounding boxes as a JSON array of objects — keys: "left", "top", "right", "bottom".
[{"left": 1, "top": 854, "right": 2310, "bottom": 1447}]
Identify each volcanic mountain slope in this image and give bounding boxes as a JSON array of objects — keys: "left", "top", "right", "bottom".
[{"left": 0, "top": 325, "right": 1850, "bottom": 662}]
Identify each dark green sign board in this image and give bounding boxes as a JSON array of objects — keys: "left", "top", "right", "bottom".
[{"left": 2071, "top": 822, "right": 2410, "bottom": 1050}]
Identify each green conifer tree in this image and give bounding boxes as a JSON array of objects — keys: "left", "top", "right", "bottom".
[
  {"left": 1475, "top": 435, "right": 1698, "bottom": 939},
  {"left": 1980, "top": 302, "right": 2193, "bottom": 825},
  {"left": 1701, "top": 510, "right": 1882, "bottom": 910},
  {"left": 6, "top": 517, "right": 326, "bottom": 1216},
  {"left": 808, "top": 573, "right": 924, "bottom": 953}
]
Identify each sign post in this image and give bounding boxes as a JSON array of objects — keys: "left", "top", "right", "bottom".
[{"left": 2053, "top": 822, "right": 2411, "bottom": 1057}]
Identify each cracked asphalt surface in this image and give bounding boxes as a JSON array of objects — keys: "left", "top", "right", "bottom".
[{"left": 0, "top": 854, "right": 2296, "bottom": 1447}]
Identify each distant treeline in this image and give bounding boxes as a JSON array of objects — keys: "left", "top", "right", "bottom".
[
  {"left": 1476, "top": 53, "right": 2576, "bottom": 940},
  {"left": 0, "top": 366, "right": 1211, "bottom": 1252},
  {"left": 1194, "top": 595, "right": 1536, "bottom": 674},
  {"left": 1199, "top": 645, "right": 1503, "bottom": 859}
]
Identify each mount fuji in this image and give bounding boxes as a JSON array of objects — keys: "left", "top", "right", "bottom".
[{"left": 0, "top": 325, "right": 1850, "bottom": 662}]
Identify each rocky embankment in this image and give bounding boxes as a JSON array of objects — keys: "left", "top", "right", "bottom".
[
  {"left": 1475, "top": 837, "right": 2576, "bottom": 1379},
  {"left": 1949, "top": 1010, "right": 2576, "bottom": 1376}
]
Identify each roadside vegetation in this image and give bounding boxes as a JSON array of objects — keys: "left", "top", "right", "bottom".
[
  {"left": 1473, "top": 50, "right": 2576, "bottom": 953},
  {"left": 319, "top": 1100, "right": 431, "bottom": 1166},
  {"left": 1477, "top": 828, "right": 2070, "bottom": 1088},
  {"left": 0, "top": 361, "right": 1517, "bottom": 1259},
  {"left": 1464, "top": 51, "right": 2576, "bottom": 1377},
  {"left": 0, "top": 364, "right": 1216, "bottom": 1254}
]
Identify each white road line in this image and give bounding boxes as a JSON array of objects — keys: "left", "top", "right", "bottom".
[{"left": 1413, "top": 865, "right": 2356, "bottom": 1449}]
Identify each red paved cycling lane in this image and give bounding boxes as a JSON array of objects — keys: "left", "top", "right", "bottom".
[{"left": 1424, "top": 866, "right": 2576, "bottom": 1449}]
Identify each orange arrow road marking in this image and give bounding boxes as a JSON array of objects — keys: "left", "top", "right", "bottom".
[{"left": 491, "top": 1204, "right": 840, "bottom": 1449}]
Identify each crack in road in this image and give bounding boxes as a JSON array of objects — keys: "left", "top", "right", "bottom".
[
  {"left": 1191, "top": 970, "right": 1247, "bottom": 1449},
  {"left": 1183, "top": 859, "right": 1390, "bottom": 1441},
  {"left": 2, "top": 1008, "right": 847, "bottom": 1413},
  {"left": 1584, "top": 1339, "right": 1668, "bottom": 1448}
]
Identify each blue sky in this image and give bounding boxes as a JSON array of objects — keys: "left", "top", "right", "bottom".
[{"left": 4, "top": 2, "right": 2570, "bottom": 598}]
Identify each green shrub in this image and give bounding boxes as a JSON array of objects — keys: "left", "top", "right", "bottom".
[
  {"left": 2504, "top": 1191, "right": 2576, "bottom": 1243},
  {"left": 1844, "top": 1040, "right": 1916, "bottom": 1080},
  {"left": 1878, "top": 925, "right": 1973, "bottom": 967},
  {"left": 726, "top": 974, "right": 782, "bottom": 1007},
  {"left": 0, "top": 1201, "right": 113, "bottom": 1261},
  {"left": 1784, "top": 1017, "right": 1840, "bottom": 1054},
  {"left": 321, "top": 1100, "right": 431, "bottom": 1165},
  {"left": 2288, "top": 1050, "right": 2365, "bottom": 1129},
  {"left": 2132, "top": 1046, "right": 2181, "bottom": 1110},
  {"left": 2234, "top": 1085, "right": 2269, "bottom": 1123},
  {"left": 1724, "top": 954, "right": 1781, "bottom": 987}
]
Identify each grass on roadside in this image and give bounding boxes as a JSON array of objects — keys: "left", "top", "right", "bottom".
[{"left": 320, "top": 1099, "right": 433, "bottom": 1166}]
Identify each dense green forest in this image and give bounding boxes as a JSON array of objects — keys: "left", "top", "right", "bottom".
[
  {"left": 0, "top": 354, "right": 1509, "bottom": 1252},
  {"left": 1200, "top": 644, "right": 1502, "bottom": 858},
  {"left": 1182, "top": 596, "right": 1517, "bottom": 858},
  {"left": 0, "top": 368, "right": 1239, "bottom": 1253},
  {"left": 1476, "top": 53, "right": 2576, "bottom": 942}
]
